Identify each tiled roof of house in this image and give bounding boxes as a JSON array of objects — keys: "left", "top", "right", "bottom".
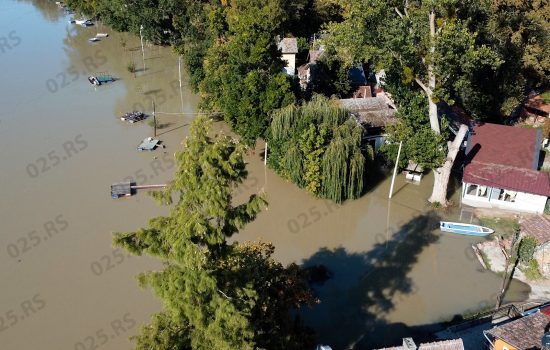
[
  {"left": 486, "top": 311, "right": 550, "bottom": 349},
  {"left": 277, "top": 37, "right": 298, "bottom": 54},
  {"left": 466, "top": 123, "right": 539, "bottom": 169},
  {"left": 339, "top": 97, "right": 396, "bottom": 128},
  {"left": 418, "top": 339, "right": 464, "bottom": 350},
  {"left": 463, "top": 162, "right": 550, "bottom": 197},
  {"left": 375, "top": 339, "right": 464, "bottom": 350},
  {"left": 521, "top": 215, "right": 550, "bottom": 245},
  {"left": 463, "top": 123, "right": 550, "bottom": 196}
]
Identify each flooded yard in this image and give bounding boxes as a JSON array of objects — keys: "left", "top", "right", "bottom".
[{"left": 0, "top": 1, "right": 529, "bottom": 349}]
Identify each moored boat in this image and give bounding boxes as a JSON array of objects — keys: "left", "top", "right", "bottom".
[{"left": 439, "top": 221, "right": 494, "bottom": 237}]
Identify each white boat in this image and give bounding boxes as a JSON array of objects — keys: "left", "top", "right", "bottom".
[
  {"left": 439, "top": 221, "right": 494, "bottom": 237},
  {"left": 95, "top": 33, "right": 108, "bottom": 38},
  {"left": 88, "top": 37, "right": 100, "bottom": 42},
  {"left": 75, "top": 19, "right": 93, "bottom": 27}
]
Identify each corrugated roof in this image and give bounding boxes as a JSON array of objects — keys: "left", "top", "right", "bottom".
[
  {"left": 339, "top": 97, "right": 397, "bottom": 128},
  {"left": 463, "top": 123, "right": 550, "bottom": 196},
  {"left": 521, "top": 216, "right": 550, "bottom": 244},
  {"left": 278, "top": 37, "right": 298, "bottom": 54},
  {"left": 486, "top": 311, "right": 550, "bottom": 349}
]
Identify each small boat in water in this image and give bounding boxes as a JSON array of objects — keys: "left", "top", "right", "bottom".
[{"left": 440, "top": 221, "right": 494, "bottom": 237}]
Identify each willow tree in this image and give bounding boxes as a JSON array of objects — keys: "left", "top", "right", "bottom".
[
  {"left": 114, "top": 117, "right": 315, "bottom": 350},
  {"left": 269, "top": 96, "right": 368, "bottom": 202},
  {"left": 323, "top": 0, "right": 502, "bottom": 205}
]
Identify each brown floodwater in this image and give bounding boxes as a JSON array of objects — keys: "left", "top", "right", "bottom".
[{"left": 0, "top": 2, "right": 530, "bottom": 350}]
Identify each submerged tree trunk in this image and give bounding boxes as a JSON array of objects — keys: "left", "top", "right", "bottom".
[{"left": 428, "top": 124, "right": 469, "bottom": 204}]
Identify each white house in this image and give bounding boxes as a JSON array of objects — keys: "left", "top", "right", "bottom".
[
  {"left": 462, "top": 123, "right": 550, "bottom": 214},
  {"left": 277, "top": 37, "right": 298, "bottom": 76}
]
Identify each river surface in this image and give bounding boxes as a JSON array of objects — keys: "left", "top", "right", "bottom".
[{"left": 0, "top": 1, "right": 530, "bottom": 349}]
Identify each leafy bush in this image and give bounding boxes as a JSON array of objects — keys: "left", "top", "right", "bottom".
[
  {"left": 523, "top": 259, "right": 542, "bottom": 280},
  {"left": 126, "top": 62, "right": 136, "bottom": 73},
  {"left": 518, "top": 235, "right": 537, "bottom": 264}
]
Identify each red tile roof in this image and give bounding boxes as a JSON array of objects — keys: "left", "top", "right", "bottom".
[
  {"left": 486, "top": 311, "right": 550, "bottom": 349},
  {"left": 541, "top": 305, "right": 550, "bottom": 317},
  {"left": 521, "top": 216, "right": 550, "bottom": 245},
  {"left": 463, "top": 123, "right": 550, "bottom": 197},
  {"left": 463, "top": 163, "right": 550, "bottom": 197},
  {"left": 466, "top": 123, "right": 538, "bottom": 169}
]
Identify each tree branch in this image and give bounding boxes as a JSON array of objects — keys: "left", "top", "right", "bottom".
[
  {"left": 394, "top": 7, "right": 404, "bottom": 19},
  {"left": 414, "top": 77, "right": 432, "bottom": 95}
]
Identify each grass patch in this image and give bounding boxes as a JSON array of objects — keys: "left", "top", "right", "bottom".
[
  {"left": 545, "top": 198, "right": 550, "bottom": 215},
  {"left": 479, "top": 217, "right": 519, "bottom": 237},
  {"left": 521, "top": 259, "right": 542, "bottom": 280},
  {"left": 541, "top": 91, "right": 550, "bottom": 104}
]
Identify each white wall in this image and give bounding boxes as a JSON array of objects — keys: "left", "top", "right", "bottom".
[
  {"left": 462, "top": 183, "right": 548, "bottom": 214},
  {"left": 282, "top": 53, "right": 296, "bottom": 76}
]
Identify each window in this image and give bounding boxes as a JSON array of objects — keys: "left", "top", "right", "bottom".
[{"left": 466, "top": 184, "right": 478, "bottom": 196}]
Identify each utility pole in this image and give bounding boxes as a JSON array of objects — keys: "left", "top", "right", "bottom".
[
  {"left": 139, "top": 25, "right": 145, "bottom": 69},
  {"left": 388, "top": 141, "right": 403, "bottom": 199},
  {"left": 178, "top": 56, "right": 184, "bottom": 113},
  {"left": 152, "top": 100, "right": 156, "bottom": 137}
]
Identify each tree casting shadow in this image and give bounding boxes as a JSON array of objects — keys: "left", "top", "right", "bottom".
[{"left": 301, "top": 212, "right": 442, "bottom": 349}]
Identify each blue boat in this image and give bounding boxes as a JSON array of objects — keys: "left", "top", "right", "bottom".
[{"left": 439, "top": 221, "right": 494, "bottom": 237}]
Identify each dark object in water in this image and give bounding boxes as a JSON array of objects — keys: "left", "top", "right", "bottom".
[{"left": 120, "top": 111, "right": 148, "bottom": 123}]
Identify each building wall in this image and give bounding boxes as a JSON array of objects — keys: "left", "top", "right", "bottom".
[
  {"left": 493, "top": 339, "right": 517, "bottom": 350},
  {"left": 462, "top": 182, "right": 547, "bottom": 214},
  {"left": 282, "top": 53, "right": 296, "bottom": 76}
]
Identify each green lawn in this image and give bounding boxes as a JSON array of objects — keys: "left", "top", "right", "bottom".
[
  {"left": 541, "top": 91, "right": 550, "bottom": 104},
  {"left": 479, "top": 217, "right": 519, "bottom": 237}
]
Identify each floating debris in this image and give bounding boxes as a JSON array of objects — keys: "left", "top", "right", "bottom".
[
  {"left": 87, "top": 73, "right": 115, "bottom": 86},
  {"left": 120, "top": 111, "right": 148, "bottom": 123}
]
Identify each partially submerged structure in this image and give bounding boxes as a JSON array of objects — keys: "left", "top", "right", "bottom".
[
  {"left": 338, "top": 96, "right": 396, "bottom": 151},
  {"left": 137, "top": 137, "right": 160, "bottom": 151},
  {"left": 462, "top": 123, "right": 550, "bottom": 214},
  {"left": 111, "top": 182, "right": 167, "bottom": 198}
]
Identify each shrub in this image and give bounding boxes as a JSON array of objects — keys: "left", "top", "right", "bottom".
[
  {"left": 127, "top": 62, "right": 136, "bottom": 73},
  {"left": 518, "top": 235, "right": 537, "bottom": 264},
  {"left": 523, "top": 259, "right": 542, "bottom": 280}
]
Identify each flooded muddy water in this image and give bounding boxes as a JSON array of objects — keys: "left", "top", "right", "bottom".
[{"left": 0, "top": 1, "right": 530, "bottom": 349}]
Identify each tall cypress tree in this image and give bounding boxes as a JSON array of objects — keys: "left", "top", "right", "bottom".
[{"left": 114, "top": 117, "right": 315, "bottom": 350}]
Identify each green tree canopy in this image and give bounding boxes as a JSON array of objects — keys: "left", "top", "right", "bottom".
[
  {"left": 114, "top": 117, "right": 316, "bottom": 350},
  {"left": 269, "top": 95, "right": 370, "bottom": 202}
]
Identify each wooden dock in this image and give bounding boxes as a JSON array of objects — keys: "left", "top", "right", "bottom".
[{"left": 111, "top": 182, "right": 166, "bottom": 198}]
